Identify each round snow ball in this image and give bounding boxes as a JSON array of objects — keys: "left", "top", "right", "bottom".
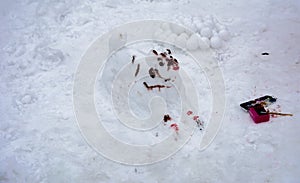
[
  {"left": 176, "top": 33, "right": 188, "bottom": 48},
  {"left": 212, "top": 30, "right": 218, "bottom": 37},
  {"left": 204, "top": 20, "right": 214, "bottom": 29},
  {"left": 200, "top": 27, "right": 212, "bottom": 38},
  {"left": 161, "top": 23, "right": 170, "bottom": 31},
  {"left": 210, "top": 36, "right": 222, "bottom": 49},
  {"left": 171, "top": 24, "right": 185, "bottom": 35},
  {"left": 187, "top": 22, "right": 197, "bottom": 31},
  {"left": 195, "top": 23, "right": 204, "bottom": 31},
  {"left": 198, "top": 37, "right": 210, "bottom": 49},
  {"left": 186, "top": 34, "right": 199, "bottom": 51},
  {"left": 218, "top": 29, "right": 230, "bottom": 41},
  {"left": 215, "top": 23, "right": 225, "bottom": 31}
]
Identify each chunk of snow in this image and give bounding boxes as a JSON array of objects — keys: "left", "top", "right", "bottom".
[
  {"left": 218, "top": 29, "right": 230, "bottom": 41},
  {"left": 210, "top": 36, "right": 222, "bottom": 49},
  {"left": 215, "top": 23, "right": 226, "bottom": 31},
  {"left": 198, "top": 37, "right": 210, "bottom": 50},
  {"left": 186, "top": 34, "right": 199, "bottom": 51},
  {"left": 200, "top": 27, "right": 212, "bottom": 38},
  {"left": 176, "top": 33, "right": 189, "bottom": 48},
  {"left": 195, "top": 22, "right": 204, "bottom": 32},
  {"left": 161, "top": 22, "right": 171, "bottom": 31},
  {"left": 203, "top": 20, "right": 214, "bottom": 29}
]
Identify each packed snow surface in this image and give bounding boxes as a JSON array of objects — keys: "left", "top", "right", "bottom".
[{"left": 1, "top": 0, "right": 300, "bottom": 182}]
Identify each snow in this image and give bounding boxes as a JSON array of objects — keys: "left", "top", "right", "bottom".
[
  {"left": 218, "top": 29, "right": 230, "bottom": 41},
  {"left": 186, "top": 34, "right": 199, "bottom": 50},
  {"left": 200, "top": 27, "right": 213, "bottom": 38},
  {"left": 1, "top": 0, "right": 300, "bottom": 182},
  {"left": 210, "top": 36, "right": 222, "bottom": 49}
]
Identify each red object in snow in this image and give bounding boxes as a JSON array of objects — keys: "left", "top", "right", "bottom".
[
  {"left": 249, "top": 105, "right": 270, "bottom": 123},
  {"left": 173, "top": 65, "right": 180, "bottom": 71},
  {"left": 170, "top": 123, "right": 179, "bottom": 132},
  {"left": 193, "top": 115, "right": 199, "bottom": 121},
  {"left": 187, "top": 111, "right": 193, "bottom": 115}
]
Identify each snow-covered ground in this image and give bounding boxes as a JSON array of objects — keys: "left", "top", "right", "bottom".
[{"left": 1, "top": 0, "right": 300, "bottom": 182}]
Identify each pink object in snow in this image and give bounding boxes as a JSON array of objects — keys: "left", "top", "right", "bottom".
[
  {"left": 187, "top": 111, "right": 193, "bottom": 115},
  {"left": 249, "top": 106, "right": 270, "bottom": 124},
  {"left": 193, "top": 115, "right": 199, "bottom": 120}
]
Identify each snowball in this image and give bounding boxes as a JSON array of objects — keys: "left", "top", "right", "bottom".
[
  {"left": 186, "top": 22, "right": 197, "bottom": 31},
  {"left": 21, "top": 94, "right": 32, "bottom": 104},
  {"left": 200, "top": 27, "right": 212, "bottom": 38},
  {"left": 212, "top": 30, "right": 218, "bottom": 37},
  {"left": 198, "top": 37, "right": 210, "bottom": 50},
  {"left": 210, "top": 36, "right": 222, "bottom": 49},
  {"left": 109, "top": 32, "right": 127, "bottom": 51},
  {"left": 176, "top": 33, "right": 188, "bottom": 48},
  {"left": 186, "top": 34, "right": 199, "bottom": 51},
  {"left": 218, "top": 29, "right": 230, "bottom": 41},
  {"left": 195, "top": 22, "right": 204, "bottom": 32},
  {"left": 171, "top": 24, "right": 185, "bottom": 35},
  {"left": 203, "top": 20, "right": 214, "bottom": 29},
  {"left": 215, "top": 23, "right": 225, "bottom": 31},
  {"left": 161, "top": 22, "right": 171, "bottom": 31}
]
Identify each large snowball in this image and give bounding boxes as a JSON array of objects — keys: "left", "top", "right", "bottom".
[
  {"left": 195, "top": 22, "right": 204, "bottom": 31},
  {"left": 210, "top": 36, "right": 222, "bottom": 49},
  {"left": 204, "top": 20, "right": 214, "bottom": 29},
  {"left": 176, "top": 33, "right": 188, "bottom": 48},
  {"left": 186, "top": 34, "right": 199, "bottom": 51},
  {"left": 215, "top": 23, "right": 225, "bottom": 31},
  {"left": 200, "top": 27, "right": 212, "bottom": 38},
  {"left": 218, "top": 29, "right": 230, "bottom": 41},
  {"left": 198, "top": 37, "right": 210, "bottom": 49},
  {"left": 161, "top": 22, "right": 171, "bottom": 31}
]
